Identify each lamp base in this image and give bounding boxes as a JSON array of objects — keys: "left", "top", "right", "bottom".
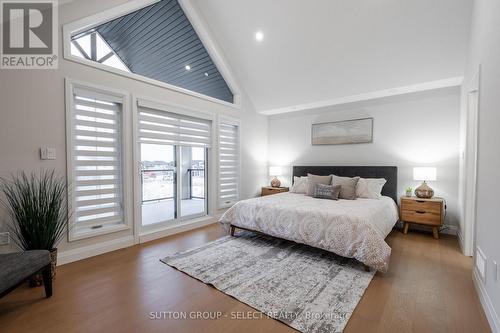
[
  {"left": 415, "top": 181, "right": 434, "bottom": 198},
  {"left": 271, "top": 177, "right": 281, "bottom": 188}
]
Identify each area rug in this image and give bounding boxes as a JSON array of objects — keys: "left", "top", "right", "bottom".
[{"left": 160, "top": 232, "right": 375, "bottom": 333}]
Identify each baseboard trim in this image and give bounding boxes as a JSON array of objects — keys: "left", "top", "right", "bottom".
[
  {"left": 139, "top": 217, "right": 217, "bottom": 243},
  {"left": 57, "top": 235, "right": 135, "bottom": 266},
  {"left": 473, "top": 267, "right": 500, "bottom": 333},
  {"left": 457, "top": 227, "right": 467, "bottom": 255},
  {"left": 57, "top": 218, "right": 218, "bottom": 266}
]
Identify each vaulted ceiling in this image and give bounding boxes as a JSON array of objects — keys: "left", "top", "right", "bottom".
[{"left": 191, "top": 0, "right": 472, "bottom": 113}]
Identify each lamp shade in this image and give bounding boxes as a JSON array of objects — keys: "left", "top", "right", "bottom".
[
  {"left": 413, "top": 167, "right": 437, "bottom": 181},
  {"left": 269, "top": 166, "right": 283, "bottom": 176}
]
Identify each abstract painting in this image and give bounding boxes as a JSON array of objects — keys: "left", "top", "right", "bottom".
[{"left": 311, "top": 118, "right": 373, "bottom": 145}]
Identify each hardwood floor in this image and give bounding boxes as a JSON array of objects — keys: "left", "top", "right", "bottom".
[{"left": 0, "top": 224, "right": 491, "bottom": 333}]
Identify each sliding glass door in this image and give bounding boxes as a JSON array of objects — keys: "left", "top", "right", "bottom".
[
  {"left": 140, "top": 144, "right": 207, "bottom": 227},
  {"left": 140, "top": 144, "right": 176, "bottom": 226},
  {"left": 179, "top": 146, "right": 207, "bottom": 219},
  {"left": 137, "top": 103, "right": 211, "bottom": 228}
]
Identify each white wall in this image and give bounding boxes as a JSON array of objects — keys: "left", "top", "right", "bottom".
[
  {"left": 0, "top": 0, "right": 267, "bottom": 254},
  {"left": 462, "top": 0, "right": 500, "bottom": 330},
  {"left": 268, "top": 88, "right": 461, "bottom": 228}
]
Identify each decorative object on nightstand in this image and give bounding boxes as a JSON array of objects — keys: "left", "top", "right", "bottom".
[
  {"left": 413, "top": 167, "right": 436, "bottom": 198},
  {"left": 405, "top": 187, "right": 413, "bottom": 197},
  {"left": 261, "top": 186, "right": 289, "bottom": 196},
  {"left": 400, "top": 196, "right": 444, "bottom": 239},
  {"left": 269, "top": 166, "right": 283, "bottom": 188}
]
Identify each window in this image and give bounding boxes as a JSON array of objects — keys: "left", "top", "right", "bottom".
[
  {"left": 218, "top": 120, "right": 239, "bottom": 208},
  {"left": 67, "top": 84, "right": 127, "bottom": 238},
  {"left": 137, "top": 100, "right": 211, "bottom": 227},
  {"left": 64, "top": 0, "right": 235, "bottom": 104}
]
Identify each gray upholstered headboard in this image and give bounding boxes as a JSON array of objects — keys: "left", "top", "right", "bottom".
[{"left": 292, "top": 166, "right": 398, "bottom": 202}]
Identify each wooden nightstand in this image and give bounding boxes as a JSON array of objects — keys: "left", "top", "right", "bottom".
[
  {"left": 261, "top": 186, "right": 289, "bottom": 196},
  {"left": 400, "top": 196, "right": 444, "bottom": 239}
]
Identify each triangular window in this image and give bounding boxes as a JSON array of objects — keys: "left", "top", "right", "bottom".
[{"left": 69, "top": 0, "right": 234, "bottom": 103}]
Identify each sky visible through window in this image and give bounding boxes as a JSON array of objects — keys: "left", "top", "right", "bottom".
[{"left": 71, "top": 32, "right": 130, "bottom": 72}]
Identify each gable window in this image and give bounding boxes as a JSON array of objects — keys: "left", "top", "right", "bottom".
[
  {"left": 64, "top": 0, "right": 235, "bottom": 105},
  {"left": 66, "top": 82, "right": 130, "bottom": 240}
]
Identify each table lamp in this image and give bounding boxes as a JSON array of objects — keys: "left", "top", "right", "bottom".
[
  {"left": 269, "top": 166, "right": 283, "bottom": 188},
  {"left": 413, "top": 167, "right": 437, "bottom": 198}
]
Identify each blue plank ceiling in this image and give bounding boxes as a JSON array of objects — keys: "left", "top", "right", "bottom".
[{"left": 90, "top": 0, "right": 233, "bottom": 103}]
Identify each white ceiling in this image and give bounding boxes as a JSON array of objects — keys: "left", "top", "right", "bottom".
[{"left": 191, "top": 0, "right": 472, "bottom": 113}]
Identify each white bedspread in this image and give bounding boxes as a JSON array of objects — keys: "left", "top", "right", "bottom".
[{"left": 219, "top": 193, "right": 399, "bottom": 272}]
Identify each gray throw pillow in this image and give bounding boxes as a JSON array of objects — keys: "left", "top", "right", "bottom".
[
  {"left": 313, "top": 184, "right": 341, "bottom": 200},
  {"left": 306, "top": 174, "right": 332, "bottom": 196},
  {"left": 331, "top": 175, "right": 360, "bottom": 200}
]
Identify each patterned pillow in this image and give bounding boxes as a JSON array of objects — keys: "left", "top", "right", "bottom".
[{"left": 313, "top": 184, "right": 341, "bottom": 200}]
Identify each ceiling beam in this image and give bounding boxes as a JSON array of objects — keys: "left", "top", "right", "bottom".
[{"left": 259, "top": 77, "right": 464, "bottom": 116}]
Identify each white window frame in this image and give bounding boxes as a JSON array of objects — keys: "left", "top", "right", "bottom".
[
  {"left": 62, "top": 0, "right": 241, "bottom": 109},
  {"left": 66, "top": 78, "right": 133, "bottom": 241},
  {"left": 217, "top": 115, "right": 241, "bottom": 209},
  {"left": 132, "top": 95, "right": 217, "bottom": 238}
]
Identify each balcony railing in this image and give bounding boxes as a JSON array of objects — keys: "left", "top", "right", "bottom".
[
  {"left": 188, "top": 168, "right": 205, "bottom": 199},
  {"left": 140, "top": 168, "right": 205, "bottom": 203},
  {"left": 141, "top": 169, "right": 174, "bottom": 203}
]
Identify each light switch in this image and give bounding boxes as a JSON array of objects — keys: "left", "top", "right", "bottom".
[{"left": 40, "top": 147, "right": 56, "bottom": 160}]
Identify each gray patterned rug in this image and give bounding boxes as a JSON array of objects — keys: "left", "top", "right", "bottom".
[{"left": 161, "top": 233, "right": 375, "bottom": 333}]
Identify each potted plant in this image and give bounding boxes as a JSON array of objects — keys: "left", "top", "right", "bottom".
[
  {"left": 405, "top": 187, "right": 413, "bottom": 197},
  {"left": 0, "top": 170, "right": 69, "bottom": 286}
]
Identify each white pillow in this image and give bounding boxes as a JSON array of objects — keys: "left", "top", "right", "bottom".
[
  {"left": 356, "top": 178, "right": 387, "bottom": 199},
  {"left": 291, "top": 176, "right": 308, "bottom": 194}
]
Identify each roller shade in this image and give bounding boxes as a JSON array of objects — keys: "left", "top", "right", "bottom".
[
  {"left": 71, "top": 89, "right": 124, "bottom": 228},
  {"left": 138, "top": 106, "right": 212, "bottom": 148},
  {"left": 218, "top": 122, "right": 239, "bottom": 208}
]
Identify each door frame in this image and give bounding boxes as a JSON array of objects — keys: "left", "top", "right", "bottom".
[
  {"left": 462, "top": 67, "right": 480, "bottom": 256},
  {"left": 132, "top": 95, "right": 215, "bottom": 244}
]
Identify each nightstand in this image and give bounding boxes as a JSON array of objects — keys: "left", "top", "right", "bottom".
[
  {"left": 400, "top": 196, "right": 444, "bottom": 239},
  {"left": 261, "top": 186, "right": 289, "bottom": 196}
]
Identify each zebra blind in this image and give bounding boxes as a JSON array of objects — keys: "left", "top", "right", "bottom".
[
  {"left": 70, "top": 88, "right": 124, "bottom": 229},
  {"left": 137, "top": 104, "right": 212, "bottom": 148},
  {"left": 218, "top": 122, "right": 239, "bottom": 208}
]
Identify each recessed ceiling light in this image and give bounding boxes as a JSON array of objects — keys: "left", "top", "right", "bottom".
[
  {"left": 255, "top": 31, "right": 264, "bottom": 42},
  {"left": 185, "top": 65, "right": 191, "bottom": 70}
]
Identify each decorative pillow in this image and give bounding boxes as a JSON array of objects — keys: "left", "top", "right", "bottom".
[
  {"left": 356, "top": 178, "right": 387, "bottom": 199},
  {"left": 306, "top": 174, "right": 332, "bottom": 196},
  {"left": 330, "top": 175, "right": 360, "bottom": 200},
  {"left": 290, "top": 176, "right": 308, "bottom": 194},
  {"left": 313, "top": 184, "right": 341, "bottom": 200}
]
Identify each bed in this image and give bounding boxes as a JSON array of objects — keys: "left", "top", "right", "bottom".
[{"left": 219, "top": 166, "right": 399, "bottom": 272}]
